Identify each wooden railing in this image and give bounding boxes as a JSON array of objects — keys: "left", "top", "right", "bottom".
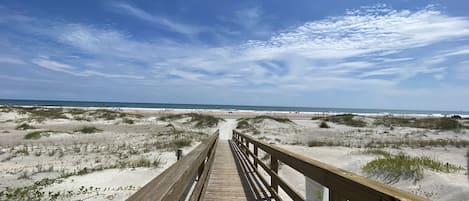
[
  {"left": 232, "top": 130, "right": 427, "bottom": 201},
  {"left": 127, "top": 130, "right": 219, "bottom": 201}
]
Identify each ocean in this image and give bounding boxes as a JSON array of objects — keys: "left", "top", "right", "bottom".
[{"left": 0, "top": 99, "right": 468, "bottom": 117}]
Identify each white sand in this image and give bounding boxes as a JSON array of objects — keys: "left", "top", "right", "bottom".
[{"left": 1, "top": 107, "right": 468, "bottom": 200}]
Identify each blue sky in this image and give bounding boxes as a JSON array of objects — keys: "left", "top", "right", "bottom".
[{"left": 1, "top": 1, "right": 469, "bottom": 111}]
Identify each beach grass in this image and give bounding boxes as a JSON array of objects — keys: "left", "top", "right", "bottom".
[
  {"left": 319, "top": 121, "right": 330, "bottom": 128},
  {"left": 363, "top": 153, "right": 463, "bottom": 183},
  {"left": 122, "top": 118, "right": 134, "bottom": 124},
  {"left": 357, "top": 149, "right": 392, "bottom": 157},
  {"left": 15, "top": 123, "right": 37, "bottom": 130},
  {"left": 24, "top": 130, "right": 55, "bottom": 140},
  {"left": 373, "top": 116, "right": 462, "bottom": 130},
  {"left": 74, "top": 126, "right": 102, "bottom": 134},
  {"left": 320, "top": 114, "right": 367, "bottom": 127},
  {"left": 236, "top": 115, "right": 293, "bottom": 134},
  {"left": 159, "top": 113, "right": 223, "bottom": 128},
  {"left": 248, "top": 115, "right": 293, "bottom": 124}
]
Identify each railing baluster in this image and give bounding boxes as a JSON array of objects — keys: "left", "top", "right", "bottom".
[
  {"left": 245, "top": 140, "right": 249, "bottom": 158},
  {"left": 254, "top": 144, "right": 258, "bottom": 169},
  {"left": 271, "top": 155, "right": 279, "bottom": 193}
]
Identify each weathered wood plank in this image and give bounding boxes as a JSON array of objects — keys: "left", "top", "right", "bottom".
[{"left": 203, "top": 141, "right": 254, "bottom": 201}]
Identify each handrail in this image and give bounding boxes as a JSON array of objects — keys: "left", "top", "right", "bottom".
[
  {"left": 127, "top": 130, "right": 219, "bottom": 201},
  {"left": 232, "top": 130, "right": 428, "bottom": 201}
]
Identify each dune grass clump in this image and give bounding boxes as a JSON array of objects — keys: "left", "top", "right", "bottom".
[
  {"left": 365, "top": 139, "right": 469, "bottom": 148},
  {"left": 307, "top": 140, "right": 338, "bottom": 147},
  {"left": 0, "top": 177, "right": 62, "bottom": 201},
  {"left": 172, "top": 138, "right": 192, "bottom": 148},
  {"left": 363, "top": 153, "right": 463, "bottom": 184},
  {"left": 154, "top": 138, "right": 193, "bottom": 151},
  {"left": 122, "top": 118, "right": 135, "bottom": 124},
  {"left": 319, "top": 121, "right": 330, "bottom": 128},
  {"left": 373, "top": 116, "right": 462, "bottom": 130},
  {"left": 250, "top": 115, "right": 293, "bottom": 124},
  {"left": 14, "top": 107, "right": 69, "bottom": 122},
  {"left": 24, "top": 130, "right": 55, "bottom": 139},
  {"left": 159, "top": 113, "right": 223, "bottom": 128},
  {"left": 236, "top": 115, "right": 293, "bottom": 134},
  {"left": 236, "top": 119, "right": 258, "bottom": 132},
  {"left": 74, "top": 126, "right": 102, "bottom": 134},
  {"left": 322, "top": 114, "right": 367, "bottom": 127},
  {"left": 15, "top": 123, "right": 37, "bottom": 130},
  {"left": 357, "top": 149, "right": 392, "bottom": 157}
]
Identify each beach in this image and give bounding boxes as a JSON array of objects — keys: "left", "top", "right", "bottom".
[{"left": 0, "top": 105, "right": 468, "bottom": 200}]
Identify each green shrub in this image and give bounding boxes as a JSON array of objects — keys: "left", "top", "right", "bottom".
[
  {"left": 319, "top": 121, "right": 330, "bottom": 128},
  {"left": 15, "top": 123, "right": 37, "bottom": 130},
  {"left": 74, "top": 126, "right": 102, "bottom": 134}
]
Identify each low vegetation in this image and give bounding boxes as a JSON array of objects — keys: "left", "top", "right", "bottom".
[
  {"left": 15, "top": 107, "right": 69, "bottom": 122},
  {"left": 318, "top": 114, "right": 367, "bottom": 127},
  {"left": 305, "top": 138, "right": 469, "bottom": 148},
  {"left": 24, "top": 130, "right": 56, "bottom": 140},
  {"left": 155, "top": 138, "right": 193, "bottom": 151},
  {"left": 4, "top": 106, "right": 142, "bottom": 123},
  {"left": 319, "top": 121, "right": 330, "bottom": 128},
  {"left": 15, "top": 123, "right": 37, "bottom": 130},
  {"left": 248, "top": 115, "right": 293, "bottom": 124},
  {"left": 122, "top": 118, "right": 134, "bottom": 124},
  {"left": 356, "top": 149, "right": 392, "bottom": 157},
  {"left": 363, "top": 153, "right": 463, "bottom": 183},
  {"left": 307, "top": 140, "right": 339, "bottom": 147},
  {"left": 373, "top": 116, "right": 462, "bottom": 130},
  {"left": 159, "top": 113, "right": 223, "bottom": 128},
  {"left": 236, "top": 115, "right": 294, "bottom": 134},
  {"left": 365, "top": 139, "right": 469, "bottom": 148},
  {"left": 74, "top": 126, "right": 102, "bottom": 134}
]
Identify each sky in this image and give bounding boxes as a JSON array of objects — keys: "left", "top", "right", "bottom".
[{"left": 1, "top": 0, "right": 469, "bottom": 111}]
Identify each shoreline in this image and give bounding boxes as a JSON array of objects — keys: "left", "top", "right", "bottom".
[{"left": 2, "top": 104, "right": 469, "bottom": 118}]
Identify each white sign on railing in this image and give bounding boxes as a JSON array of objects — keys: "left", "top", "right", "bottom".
[{"left": 305, "top": 176, "right": 329, "bottom": 201}]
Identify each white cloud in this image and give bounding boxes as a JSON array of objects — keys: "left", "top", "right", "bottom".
[
  {"left": 0, "top": 56, "right": 26, "bottom": 65},
  {"left": 32, "top": 58, "right": 143, "bottom": 79},
  {"left": 112, "top": 3, "right": 202, "bottom": 35},
  {"left": 3, "top": 4, "right": 469, "bottom": 95}
]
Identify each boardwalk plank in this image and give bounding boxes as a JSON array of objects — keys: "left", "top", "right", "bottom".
[{"left": 203, "top": 141, "right": 256, "bottom": 201}]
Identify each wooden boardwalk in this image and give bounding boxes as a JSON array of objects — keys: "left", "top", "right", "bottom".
[
  {"left": 203, "top": 140, "right": 271, "bottom": 201},
  {"left": 128, "top": 130, "right": 427, "bottom": 201},
  {"left": 204, "top": 140, "right": 254, "bottom": 200}
]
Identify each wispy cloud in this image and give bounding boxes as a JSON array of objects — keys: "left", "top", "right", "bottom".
[
  {"left": 32, "top": 58, "right": 144, "bottom": 79},
  {"left": 112, "top": 3, "right": 203, "bottom": 35},
  {"left": 0, "top": 56, "right": 26, "bottom": 65},
  {"left": 2, "top": 4, "right": 469, "bottom": 109}
]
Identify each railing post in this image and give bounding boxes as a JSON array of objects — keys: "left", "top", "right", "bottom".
[
  {"left": 198, "top": 161, "right": 204, "bottom": 181},
  {"left": 245, "top": 140, "right": 249, "bottom": 157},
  {"left": 271, "top": 155, "right": 279, "bottom": 192},
  {"left": 254, "top": 144, "right": 258, "bottom": 169}
]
